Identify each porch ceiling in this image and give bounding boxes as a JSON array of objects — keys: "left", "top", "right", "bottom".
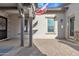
[
  {"left": 0, "top": 3, "right": 17, "bottom": 7},
  {"left": 0, "top": 3, "right": 70, "bottom": 15},
  {"left": 0, "top": 3, "right": 31, "bottom": 14}
]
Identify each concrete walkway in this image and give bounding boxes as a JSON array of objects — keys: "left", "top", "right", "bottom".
[
  {"left": 2, "top": 39, "right": 79, "bottom": 56},
  {"left": 33, "top": 39, "right": 79, "bottom": 56},
  {"left": 0, "top": 38, "right": 29, "bottom": 47},
  {"left": 15, "top": 45, "right": 46, "bottom": 56},
  {"left": 3, "top": 44, "right": 46, "bottom": 56}
]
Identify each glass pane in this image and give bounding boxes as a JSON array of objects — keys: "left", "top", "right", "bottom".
[{"left": 48, "top": 19, "right": 55, "bottom": 32}]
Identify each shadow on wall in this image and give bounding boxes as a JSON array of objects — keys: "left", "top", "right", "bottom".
[
  {"left": 32, "top": 30, "right": 38, "bottom": 35},
  {"left": 55, "top": 36, "right": 66, "bottom": 40},
  {"left": 54, "top": 17, "right": 65, "bottom": 39},
  {"left": 57, "top": 18, "right": 65, "bottom": 39},
  {"left": 33, "top": 21, "right": 38, "bottom": 28}
]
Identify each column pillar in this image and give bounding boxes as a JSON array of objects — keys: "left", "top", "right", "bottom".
[
  {"left": 29, "top": 4, "right": 35, "bottom": 47},
  {"left": 18, "top": 3, "right": 25, "bottom": 47},
  {"left": 29, "top": 17, "right": 32, "bottom": 47}
]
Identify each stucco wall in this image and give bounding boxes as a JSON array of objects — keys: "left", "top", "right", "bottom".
[
  {"left": 0, "top": 11, "right": 8, "bottom": 17},
  {"left": 0, "top": 11, "right": 29, "bottom": 39},
  {"left": 33, "top": 12, "right": 66, "bottom": 39},
  {"left": 0, "top": 11, "right": 21, "bottom": 39},
  {"left": 65, "top": 3, "right": 79, "bottom": 39},
  {"left": 7, "top": 14, "right": 21, "bottom": 39},
  {"left": 1, "top": 3, "right": 79, "bottom": 40}
]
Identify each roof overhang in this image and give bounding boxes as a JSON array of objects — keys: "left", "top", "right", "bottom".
[{"left": 0, "top": 3, "right": 31, "bottom": 14}]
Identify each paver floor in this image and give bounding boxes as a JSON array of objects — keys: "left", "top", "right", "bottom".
[
  {"left": 33, "top": 39, "right": 79, "bottom": 56},
  {"left": 0, "top": 35, "right": 29, "bottom": 56},
  {"left": 16, "top": 45, "right": 46, "bottom": 56},
  {"left": 0, "top": 38, "right": 29, "bottom": 47}
]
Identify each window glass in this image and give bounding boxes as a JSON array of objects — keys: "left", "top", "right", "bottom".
[{"left": 48, "top": 19, "right": 55, "bottom": 32}]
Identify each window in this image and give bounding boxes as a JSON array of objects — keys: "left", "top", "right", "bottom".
[{"left": 48, "top": 19, "right": 55, "bottom": 32}]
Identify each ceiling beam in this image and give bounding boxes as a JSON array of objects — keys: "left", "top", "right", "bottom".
[
  {"left": 45, "top": 10, "right": 65, "bottom": 14},
  {"left": 0, "top": 7, "right": 17, "bottom": 10},
  {"left": 0, "top": 3, "right": 32, "bottom": 10}
]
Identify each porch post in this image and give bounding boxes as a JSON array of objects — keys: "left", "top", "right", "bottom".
[
  {"left": 29, "top": 4, "right": 35, "bottom": 47},
  {"left": 29, "top": 17, "right": 32, "bottom": 47},
  {"left": 18, "top": 4, "right": 25, "bottom": 47}
]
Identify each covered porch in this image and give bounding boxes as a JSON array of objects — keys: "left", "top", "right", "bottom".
[{"left": 0, "top": 3, "right": 35, "bottom": 47}]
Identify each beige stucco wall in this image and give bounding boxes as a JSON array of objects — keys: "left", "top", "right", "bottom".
[
  {"left": 0, "top": 11, "right": 29, "bottom": 39},
  {"left": 0, "top": 11, "right": 22, "bottom": 39},
  {"left": 7, "top": 14, "right": 21, "bottom": 39},
  {"left": 65, "top": 3, "right": 79, "bottom": 39},
  {"left": 0, "top": 11, "right": 21, "bottom": 39},
  {"left": 33, "top": 12, "right": 66, "bottom": 39},
  {"left": 0, "top": 11, "right": 8, "bottom": 17}
]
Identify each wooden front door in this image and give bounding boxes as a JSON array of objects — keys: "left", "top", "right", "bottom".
[{"left": 0, "top": 16, "right": 7, "bottom": 39}]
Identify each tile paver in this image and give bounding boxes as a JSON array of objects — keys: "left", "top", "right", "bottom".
[
  {"left": 1, "top": 38, "right": 79, "bottom": 56},
  {"left": 0, "top": 35, "right": 29, "bottom": 56},
  {"left": 16, "top": 45, "right": 46, "bottom": 56},
  {"left": 33, "top": 39, "right": 79, "bottom": 56}
]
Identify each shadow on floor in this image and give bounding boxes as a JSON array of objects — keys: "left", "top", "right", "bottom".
[
  {"left": 16, "top": 44, "right": 47, "bottom": 56},
  {"left": 0, "top": 46, "right": 15, "bottom": 56},
  {"left": 57, "top": 39, "right": 79, "bottom": 51}
]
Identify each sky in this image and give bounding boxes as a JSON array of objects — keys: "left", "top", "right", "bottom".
[{"left": 38, "top": 3, "right": 64, "bottom": 8}]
